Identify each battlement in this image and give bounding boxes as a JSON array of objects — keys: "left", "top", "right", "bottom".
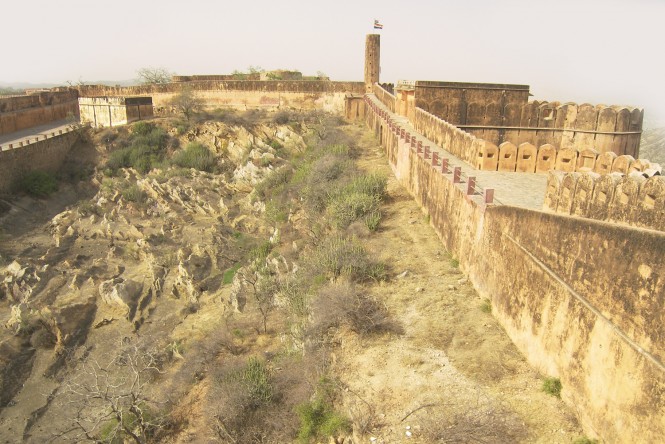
[
  {"left": 544, "top": 171, "right": 665, "bottom": 231},
  {"left": 0, "top": 90, "right": 79, "bottom": 136}
]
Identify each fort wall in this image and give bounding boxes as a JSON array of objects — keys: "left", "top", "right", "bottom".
[
  {"left": 75, "top": 81, "right": 364, "bottom": 114},
  {"left": 409, "top": 81, "right": 642, "bottom": 156},
  {"left": 543, "top": 171, "right": 665, "bottom": 231},
  {"left": 0, "top": 91, "right": 79, "bottom": 136},
  {"left": 0, "top": 130, "right": 79, "bottom": 193},
  {"left": 365, "top": 93, "right": 665, "bottom": 443},
  {"left": 411, "top": 102, "right": 658, "bottom": 175}
]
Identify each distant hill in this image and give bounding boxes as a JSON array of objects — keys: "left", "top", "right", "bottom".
[{"left": 640, "top": 126, "right": 665, "bottom": 165}]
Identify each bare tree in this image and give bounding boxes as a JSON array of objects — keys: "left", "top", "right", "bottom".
[
  {"left": 170, "top": 87, "right": 204, "bottom": 121},
  {"left": 56, "top": 345, "right": 167, "bottom": 443},
  {"left": 137, "top": 67, "right": 172, "bottom": 85}
]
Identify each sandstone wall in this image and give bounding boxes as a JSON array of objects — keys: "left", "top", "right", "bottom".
[
  {"left": 365, "top": 94, "right": 665, "bottom": 443},
  {"left": 543, "top": 171, "right": 665, "bottom": 231},
  {"left": 462, "top": 102, "right": 644, "bottom": 157},
  {"left": 411, "top": 104, "right": 659, "bottom": 175},
  {"left": 0, "top": 91, "right": 79, "bottom": 136},
  {"left": 0, "top": 131, "right": 79, "bottom": 192},
  {"left": 79, "top": 97, "right": 154, "bottom": 128},
  {"left": 410, "top": 80, "right": 642, "bottom": 156},
  {"left": 75, "top": 81, "right": 364, "bottom": 114}
]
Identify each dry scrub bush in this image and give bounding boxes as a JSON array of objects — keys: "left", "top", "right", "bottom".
[
  {"left": 308, "top": 279, "right": 400, "bottom": 340},
  {"left": 56, "top": 344, "right": 173, "bottom": 444},
  {"left": 419, "top": 391, "right": 528, "bottom": 444},
  {"left": 307, "top": 235, "right": 386, "bottom": 282},
  {"left": 209, "top": 353, "right": 315, "bottom": 443}
]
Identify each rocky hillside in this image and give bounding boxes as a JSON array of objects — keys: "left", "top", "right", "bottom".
[{"left": 0, "top": 111, "right": 587, "bottom": 443}]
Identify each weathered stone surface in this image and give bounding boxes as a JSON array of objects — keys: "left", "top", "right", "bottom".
[
  {"left": 536, "top": 144, "right": 556, "bottom": 173},
  {"left": 498, "top": 142, "right": 517, "bottom": 172},
  {"left": 516, "top": 142, "right": 537, "bottom": 173}
]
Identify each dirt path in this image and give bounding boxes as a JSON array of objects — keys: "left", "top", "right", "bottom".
[{"left": 333, "top": 128, "right": 583, "bottom": 443}]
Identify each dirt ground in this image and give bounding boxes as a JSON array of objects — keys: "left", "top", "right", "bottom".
[{"left": 330, "top": 128, "right": 584, "bottom": 443}]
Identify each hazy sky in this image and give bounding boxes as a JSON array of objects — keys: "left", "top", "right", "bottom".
[{"left": 4, "top": 0, "right": 665, "bottom": 124}]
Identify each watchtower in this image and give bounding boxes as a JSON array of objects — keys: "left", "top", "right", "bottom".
[{"left": 364, "top": 34, "right": 380, "bottom": 93}]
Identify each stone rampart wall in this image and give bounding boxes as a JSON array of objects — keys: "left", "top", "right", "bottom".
[
  {"left": 372, "top": 83, "right": 395, "bottom": 112},
  {"left": 0, "top": 131, "right": 79, "bottom": 192},
  {"left": 412, "top": 80, "right": 642, "bottom": 156},
  {"left": 543, "top": 171, "right": 665, "bottom": 231},
  {"left": 365, "top": 93, "right": 665, "bottom": 443},
  {"left": 0, "top": 91, "right": 79, "bottom": 136},
  {"left": 461, "top": 101, "right": 643, "bottom": 156},
  {"left": 412, "top": 105, "right": 658, "bottom": 175},
  {"left": 76, "top": 81, "right": 364, "bottom": 114},
  {"left": 76, "top": 81, "right": 364, "bottom": 97}
]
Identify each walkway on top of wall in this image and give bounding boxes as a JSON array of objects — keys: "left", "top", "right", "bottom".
[
  {"left": 367, "top": 94, "right": 548, "bottom": 210},
  {"left": 0, "top": 119, "right": 72, "bottom": 149}
]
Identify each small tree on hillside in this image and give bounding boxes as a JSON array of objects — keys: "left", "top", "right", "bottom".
[
  {"left": 137, "top": 67, "right": 172, "bottom": 85},
  {"left": 170, "top": 87, "right": 204, "bottom": 121}
]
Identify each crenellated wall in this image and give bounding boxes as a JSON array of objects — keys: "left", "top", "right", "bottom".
[
  {"left": 0, "top": 130, "right": 79, "bottom": 192},
  {"left": 0, "top": 90, "right": 79, "bottom": 136},
  {"left": 74, "top": 81, "right": 365, "bottom": 115},
  {"left": 364, "top": 92, "right": 665, "bottom": 443},
  {"left": 372, "top": 83, "right": 395, "bottom": 113},
  {"left": 460, "top": 101, "right": 644, "bottom": 157},
  {"left": 543, "top": 171, "right": 665, "bottom": 231},
  {"left": 404, "top": 79, "right": 643, "bottom": 156},
  {"left": 407, "top": 94, "right": 656, "bottom": 176}
]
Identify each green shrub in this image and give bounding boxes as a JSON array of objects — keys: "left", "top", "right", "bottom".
[
  {"left": 105, "top": 123, "right": 169, "bottom": 174},
  {"left": 481, "top": 299, "right": 492, "bottom": 313},
  {"left": 171, "top": 142, "right": 216, "bottom": 172},
  {"left": 239, "top": 357, "right": 273, "bottom": 408},
  {"left": 18, "top": 171, "right": 57, "bottom": 197},
  {"left": 309, "top": 236, "right": 385, "bottom": 282},
  {"left": 345, "top": 173, "right": 387, "bottom": 198},
  {"left": 265, "top": 200, "right": 288, "bottom": 223},
  {"left": 250, "top": 240, "right": 272, "bottom": 262},
  {"left": 542, "top": 377, "right": 562, "bottom": 398},
  {"left": 255, "top": 165, "right": 292, "bottom": 199},
  {"left": 364, "top": 210, "right": 382, "bottom": 231},
  {"left": 296, "top": 398, "right": 350, "bottom": 442},
  {"left": 131, "top": 121, "right": 156, "bottom": 136},
  {"left": 573, "top": 437, "right": 598, "bottom": 444},
  {"left": 328, "top": 192, "right": 381, "bottom": 229},
  {"left": 121, "top": 185, "right": 147, "bottom": 203},
  {"left": 223, "top": 264, "right": 241, "bottom": 285}
]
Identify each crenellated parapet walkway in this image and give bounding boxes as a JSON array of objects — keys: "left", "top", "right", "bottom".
[
  {"left": 365, "top": 93, "right": 548, "bottom": 210},
  {"left": 363, "top": 91, "right": 665, "bottom": 443}
]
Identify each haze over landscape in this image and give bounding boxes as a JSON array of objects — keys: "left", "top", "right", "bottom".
[{"left": 3, "top": 0, "right": 665, "bottom": 126}]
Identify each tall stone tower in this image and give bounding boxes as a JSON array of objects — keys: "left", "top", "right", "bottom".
[{"left": 364, "top": 34, "right": 380, "bottom": 93}]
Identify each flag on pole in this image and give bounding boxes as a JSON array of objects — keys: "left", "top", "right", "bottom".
[{"left": 374, "top": 19, "right": 383, "bottom": 29}]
